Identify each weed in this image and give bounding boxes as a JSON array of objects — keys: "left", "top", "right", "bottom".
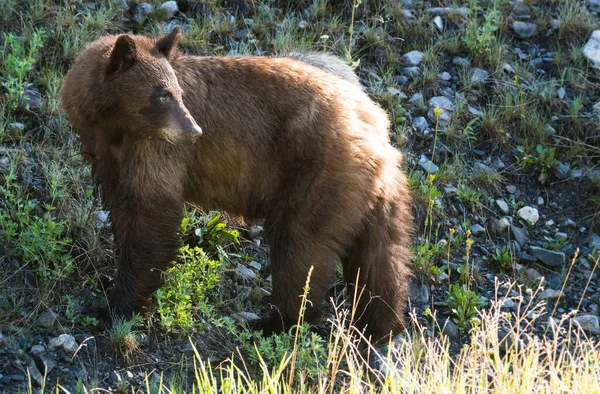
[
  {"left": 108, "top": 314, "right": 144, "bottom": 360},
  {"left": 439, "top": 283, "right": 487, "bottom": 332},
  {"left": 487, "top": 245, "right": 514, "bottom": 270},
  {"left": 517, "top": 144, "right": 561, "bottom": 184},
  {"left": 155, "top": 244, "right": 222, "bottom": 332}
]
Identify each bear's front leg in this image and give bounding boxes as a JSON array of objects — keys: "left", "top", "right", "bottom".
[{"left": 106, "top": 189, "right": 185, "bottom": 321}]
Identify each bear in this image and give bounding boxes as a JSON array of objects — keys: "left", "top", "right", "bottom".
[{"left": 61, "top": 26, "right": 413, "bottom": 345}]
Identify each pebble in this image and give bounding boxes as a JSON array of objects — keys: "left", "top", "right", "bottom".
[
  {"left": 453, "top": 57, "right": 471, "bottom": 67},
  {"left": 251, "top": 287, "right": 271, "bottom": 301},
  {"left": 0, "top": 156, "right": 8, "bottom": 174},
  {"left": 9, "top": 122, "right": 24, "bottom": 132},
  {"left": 572, "top": 315, "right": 600, "bottom": 335},
  {"left": 409, "top": 280, "right": 430, "bottom": 305},
  {"left": 418, "top": 154, "right": 439, "bottom": 174},
  {"left": 403, "top": 66, "right": 421, "bottom": 78},
  {"left": 412, "top": 117, "right": 429, "bottom": 132},
  {"left": 232, "top": 312, "right": 261, "bottom": 322},
  {"left": 30, "top": 344, "right": 45, "bottom": 355},
  {"left": 427, "top": 96, "right": 456, "bottom": 126},
  {"left": 530, "top": 246, "right": 566, "bottom": 267},
  {"left": 556, "top": 163, "right": 570, "bottom": 180},
  {"left": 503, "top": 63, "right": 516, "bottom": 74},
  {"left": 134, "top": 2, "right": 154, "bottom": 24},
  {"left": 248, "top": 261, "right": 262, "bottom": 271},
  {"left": 401, "top": 50, "right": 424, "bottom": 66},
  {"left": 496, "top": 199, "right": 509, "bottom": 215},
  {"left": 564, "top": 218, "right": 577, "bottom": 228},
  {"left": 36, "top": 310, "right": 59, "bottom": 329},
  {"left": 555, "top": 232, "right": 568, "bottom": 241},
  {"left": 158, "top": 1, "right": 178, "bottom": 20},
  {"left": 546, "top": 219, "right": 555, "bottom": 227},
  {"left": 537, "top": 196, "right": 544, "bottom": 205},
  {"left": 22, "top": 86, "right": 42, "bottom": 109},
  {"left": 583, "top": 30, "right": 600, "bottom": 68},
  {"left": 512, "top": 21, "right": 537, "bottom": 38},
  {"left": 470, "top": 68, "right": 489, "bottom": 86},
  {"left": 235, "top": 265, "right": 256, "bottom": 281},
  {"left": 441, "top": 318, "right": 459, "bottom": 340},
  {"left": 524, "top": 267, "right": 544, "bottom": 282},
  {"left": 517, "top": 206, "right": 539, "bottom": 225},
  {"left": 506, "top": 185, "right": 517, "bottom": 194},
  {"left": 438, "top": 71, "right": 452, "bottom": 81},
  {"left": 49, "top": 334, "right": 78, "bottom": 354},
  {"left": 497, "top": 217, "right": 511, "bottom": 233},
  {"left": 247, "top": 225, "right": 262, "bottom": 239},
  {"left": 433, "top": 15, "right": 444, "bottom": 32},
  {"left": 511, "top": 225, "right": 529, "bottom": 247},
  {"left": 538, "top": 288, "right": 563, "bottom": 300},
  {"left": 470, "top": 224, "right": 485, "bottom": 236}
]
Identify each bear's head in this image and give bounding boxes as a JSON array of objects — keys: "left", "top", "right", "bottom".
[{"left": 102, "top": 25, "right": 202, "bottom": 146}]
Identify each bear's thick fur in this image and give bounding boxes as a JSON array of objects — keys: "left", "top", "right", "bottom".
[{"left": 61, "top": 26, "right": 413, "bottom": 344}]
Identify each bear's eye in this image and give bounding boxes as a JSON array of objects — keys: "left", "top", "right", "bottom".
[{"left": 158, "top": 95, "right": 169, "bottom": 103}]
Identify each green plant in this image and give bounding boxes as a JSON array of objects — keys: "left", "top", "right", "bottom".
[
  {"left": 488, "top": 245, "right": 514, "bottom": 270},
  {"left": 0, "top": 168, "right": 74, "bottom": 284},
  {"left": 0, "top": 29, "right": 45, "bottom": 111},
  {"left": 463, "top": 0, "right": 500, "bottom": 61},
  {"left": 65, "top": 296, "right": 99, "bottom": 327},
  {"left": 517, "top": 144, "right": 561, "bottom": 184},
  {"left": 457, "top": 183, "right": 482, "bottom": 208},
  {"left": 155, "top": 244, "right": 222, "bottom": 332},
  {"left": 440, "top": 283, "right": 487, "bottom": 332},
  {"left": 411, "top": 238, "right": 447, "bottom": 280}
]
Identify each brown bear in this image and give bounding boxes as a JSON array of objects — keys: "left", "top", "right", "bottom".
[{"left": 61, "top": 26, "right": 413, "bottom": 345}]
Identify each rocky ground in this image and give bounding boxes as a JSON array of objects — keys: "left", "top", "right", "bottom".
[{"left": 1, "top": 0, "right": 600, "bottom": 392}]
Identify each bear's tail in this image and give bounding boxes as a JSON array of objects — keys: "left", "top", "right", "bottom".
[{"left": 342, "top": 169, "right": 413, "bottom": 344}]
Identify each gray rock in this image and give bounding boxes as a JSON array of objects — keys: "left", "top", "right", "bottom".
[
  {"left": 517, "top": 206, "right": 539, "bottom": 225},
  {"left": 573, "top": 315, "right": 600, "bottom": 334},
  {"left": 401, "top": 50, "right": 424, "bottom": 66},
  {"left": 530, "top": 246, "right": 566, "bottom": 267},
  {"left": 571, "top": 168, "right": 583, "bottom": 178},
  {"left": 433, "top": 15, "right": 444, "bottom": 32},
  {"left": 506, "top": 185, "right": 517, "bottom": 194},
  {"left": 511, "top": 225, "right": 529, "bottom": 247},
  {"left": 441, "top": 319, "right": 460, "bottom": 340},
  {"left": 119, "top": 0, "right": 129, "bottom": 10},
  {"left": 590, "top": 233, "right": 600, "bottom": 250},
  {"left": 564, "top": 218, "right": 577, "bottom": 228},
  {"left": 134, "top": 2, "right": 154, "bottom": 23},
  {"left": 453, "top": 57, "right": 471, "bottom": 67},
  {"left": 248, "top": 261, "right": 262, "bottom": 271},
  {"left": 412, "top": 117, "right": 429, "bottom": 132},
  {"left": 9, "top": 122, "right": 24, "bottom": 132},
  {"left": 511, "top": 1, "right": 531, "bottom": 20},
  {"left": 512, "top": 21, "right": 537, "bottom": 38},
  {"left": 589, "top": 0, "right": 600, "bottom": 11},
  {"left": 48, "top": 334, "right": 78, "bottom": 354},
  {"left": 470, "top": 224, "right": 486, "bottom": 236},
  {"left": 28, "top": 360, "right": 44, "bottom": 387},
  {"left": 557, "top": 87, "right": 566, "bottom": 99},
  {"left": 584, "top": 31, "right": 600, "bottom": 68},
  {"left": 470, "top": 68, "right": 489, "bottom": 86},
  {"left": 30, "top": 344, "right": 45, "bottom": 355},
  {"left": 298, "top": 20, "right": 309, "bottom": 29},
  {"left": 497, "top": 217, "right": 511, "bottom": 233},
  {"left": 427, "top": 96, "right": 456, "bottom": 126},
  {"left": 556, "top": 163, "right": 570, "bottom": 180},
  {"left": 537, "top": 196, "right": 545, "bottom": 205},
  {"left": 96, "top": 210, "right": 110, "bottom": 229},
  {"left": 490, "top": 157, "right": 505, "bottom": 170},
  {"left": 36, "top": 310, "right": 59, "bottom": 329},
  {"left": 500, "top": 298, "right": 517, "bottom": 310},
  {"left": 393, "top": 75, "right": 409, "bottom": 85},
  {"left": 503, "top": 63, "right": 516, "bottom": 74},
  {"left": 410, "top": 280, "right": 430, "bottom": 304},
  {"left": 438, "top": 71, "right": 452, "bottom": 81},
  {"left": 0, "top": 156, "right": 9, "bottom": 174},
  {"left": 158, "top": 1, "right": 178, "bottom": 20},
  {"left": 248, "top": 225, "right": 262, "bottom": 239},
  {"left": 251, "top": 287, "right": 271, "bottom": 301},
  {"left": 418, "top": 155, "right": 438, "bottom": 174},
  {"left": 496, "top": 199, "right": 509, "bottom": 215},
  {"left": 385, "top": 87, "right": 407, "bottom": 99},
  {"left": 555, "top": 232, "right": 568, "bottom": 240},
  {"left": 524, "top": 267, "right": 544, "bottom": 282},
  {"left": 538, "top": 288, "right": 564, "bottom": 300},
  {"left": 403, "top": 66, "right": 421, "bottom": 78},
  {"left": 235, "top": 265, "right": 256, "bottom": 281},
  {"left": 22, "top": 86, "right": 42, "bottom": 109},
  {"left": 467, "top": 105, "right": 485, "bottom": 117},
  {"left": 233, "top": 312, "right": 261, "bottom": 322},
  {"left": 408, "top": 92, "right": 424, "bottom": 104}
]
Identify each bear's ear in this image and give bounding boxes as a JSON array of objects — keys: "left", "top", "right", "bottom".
[
  {"left": 107, "top": 35, "right": 137, "bottom": 75},
  {"left": 156, "top": 25, "right": 182, "bottom": 59}
]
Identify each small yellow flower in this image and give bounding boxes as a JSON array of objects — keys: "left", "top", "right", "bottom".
[
  {"left": 449, "top": 228, "right": 455, "bottom": 235},
  {"left": 466, "top": 239, "right": 473, "bottom": 247},
  {"left": 466, "top": 229, "right": 472, "bottom": 237},
  {"left": 428, "top": 174, "right": 435, "bottom": 182},
  {"left": 433, "top": 107, "right": 443, "bottom": 118},
  {"left": 513, "top": 75, "right": 519, "bottom": 86}
]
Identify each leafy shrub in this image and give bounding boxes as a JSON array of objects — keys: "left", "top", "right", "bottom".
[{"left": 440, "top": 283, "right": 488, "bottom": 332}]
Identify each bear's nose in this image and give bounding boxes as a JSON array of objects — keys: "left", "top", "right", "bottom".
[{"left": 187, "top": 118, "right": 203, "bottom": 137}]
